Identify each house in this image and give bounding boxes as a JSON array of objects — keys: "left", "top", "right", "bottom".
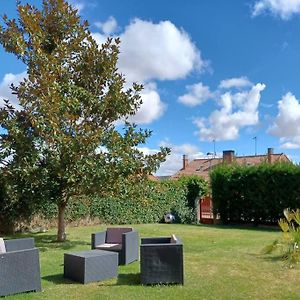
[
  {"left": 172, "top": 148, "right": 290, "bottom": 223},
  {"left": 172, "top": 148, "right": 290, "bottom": 181}
]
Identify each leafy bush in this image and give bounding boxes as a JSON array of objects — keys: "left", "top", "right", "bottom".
[
  {"left": 0, "top": 174, "right": 208, "bottom": 231},
  {"left": 177, "top": 175, "right": 209, "bottom": 223},
  {"left": 262, "top": 208, "right": 300, "bottom": 268},
  {"left": 210, "top": 162, "right": 300, "bottom": 224},
  {"left": 33, "top": 176, "right": 208, "bottom": 226},
  {"left": 90, "top": 179, "right": 196, "bottom": 224}
]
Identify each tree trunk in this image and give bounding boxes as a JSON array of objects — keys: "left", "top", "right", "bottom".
[{"left": 57, "top": 202, "right": 67, "bottom": 242}]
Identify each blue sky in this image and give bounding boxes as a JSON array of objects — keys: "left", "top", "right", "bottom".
[{"left": 1, "top": 0, "right": 300, "bottom": 175}]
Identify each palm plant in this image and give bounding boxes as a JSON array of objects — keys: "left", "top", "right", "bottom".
[{"left": 262, "top": 208, "right": 300, "bottom": 268}]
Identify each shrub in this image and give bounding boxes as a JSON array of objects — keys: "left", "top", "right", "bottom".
[
  {"left": 90, "top": 179, "right": 195, "bottom": 224},
  {"left": 0, "top": 174, "right": 209, "bottom": 230},
  {"left": 211, "top": 162, "right": 300, "bottom": 224},
  {"left": 177, "top": 175, "right": 209, "bottom": 223},
  {"left": 262, "top": 208, "right": 300, "bottom": 268}
]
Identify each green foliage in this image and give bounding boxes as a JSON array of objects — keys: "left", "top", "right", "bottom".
[
  {"left": 177, "top": 175, "right": 209, "bottom": 222},
  {"left": 0, "top": 104, "right": 49, "bottom": 230},
  {"left": 210, "top": 162, "right": 300, "bottom": 224},
  {"left": 262, "top": 208, "right": 300, "bottom": 268},
  {"left": 0, "top": 0, "right": 169, "bottom": 240},
  {"left": 33, "top": 176, "right": 208, "bottom": 225},
  {"left": 84, "top": 179, "right": 193, "bottom": 224}
]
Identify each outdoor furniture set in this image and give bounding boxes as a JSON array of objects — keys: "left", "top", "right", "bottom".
[{"left": 0, "top": 227, "right": 184, "bottom": 297}]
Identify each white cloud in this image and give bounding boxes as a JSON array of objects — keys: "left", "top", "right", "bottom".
[
  {"left": 92, "top": 18, "right": 205, "bottom": 83},
  {"left": 156, "top": 153, "right": 183, "bottom": 177},
  {"left": 268, "top": 92, "right": 300, "bottom": 148},
  {"left": 194, "top": 83, "right": 266, "bottom": 141},
  {"left": 252, "top": 0, "right": 300, "bottom": 20},
  {"left": 139, "top": 146, "right": 177, "bottom": 176},
  {"left": 68, "top": 0, "right": 85, "bottom": 13},
  {"left": 92, "top": 17, "right": 204, "bottom": 124},
  {"left": 140, "top": 141, "right": 203, "bottom": 176},
  {"left": 280, "top": 141, "right": 300, "bottom": 149},
  {"left": 219, "top": 76, "right": 252, "bottom": 89},
  {"left": 127, "top": 83, "right": 166, "bottom": 124},
  {"left": 178, "top": 82, "right": 213, "bottom": 107},
  {"left": 95, "top": 16, "right": 118, "bottom": 35},
  {"left": 159, "top": 140, "right": 202, "bottom": 157},
  {"left": 117, "top": 18, "right": 205, "bottom": 83},
  {"left": 91, "top": 32, "right": 107, "bottom": 46},
  {"left": 0, "top": 71, "right": 27, "bottom": 109}
]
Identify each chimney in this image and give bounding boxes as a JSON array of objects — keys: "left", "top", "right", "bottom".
[
  {"left": 267, "top": 148, "right": 273, "bottom": 164},
  {"left": 223, "top": 150, "right": 235, "bottom": 164},
  {"left": 182, "top": 154, "right": 189, "bottom": 170}
]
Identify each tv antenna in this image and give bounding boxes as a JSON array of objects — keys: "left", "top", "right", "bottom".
[{"left": 253, "top": 136, "right": 257, "bottom": 156}]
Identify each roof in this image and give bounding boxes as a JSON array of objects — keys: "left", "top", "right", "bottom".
[
  {"left": 148, "top": 174, "right": 159, "bottom": 181},
  {"left": 172, "top": 153, "right": 290, "bottom": 181}
]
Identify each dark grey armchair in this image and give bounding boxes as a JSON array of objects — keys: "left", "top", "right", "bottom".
[
  {"left": 0, "top": 237, "right": 42, "bottom": 297},
  {"left": 140, "top": 235, "right": 184, "bottom": 285},
  {"left": 91, "top": 227, "right": 139, "bottom": 265}
]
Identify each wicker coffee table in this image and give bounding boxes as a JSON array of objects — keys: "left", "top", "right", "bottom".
[{"left": 64, "top": 250, "right": 118, "bottom": 284}]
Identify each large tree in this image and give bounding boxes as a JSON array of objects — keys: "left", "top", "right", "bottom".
[{"left": 0, "top": 0, "right": 169, "bottom": 241}]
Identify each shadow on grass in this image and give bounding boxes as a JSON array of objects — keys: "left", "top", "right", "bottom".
[
  {"left": 257, "top": 253, "right": 283, "bottom": 263},
  {"left": 43, "top": 273, "right": 141, "bottom": 286},
  {"left": 35, "top": 233, "right": 90, "bottom": 252},
  {"left": 247, "top": 250, "right": 284, "bottom": 264},
  {"left": 117, "top": 273, "right": 140, "bottom": 286},
  {"left": 198, "top": 223, "right": 279, "bottom": 232},
  {"left": 6, "top": 232, "right": 91, "bottom": 252},
  {"left": 42, "top": 273, "right": 76, "bottom": 285}
]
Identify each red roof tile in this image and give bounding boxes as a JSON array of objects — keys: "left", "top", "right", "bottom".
[{"left": 172, "top": 153, "right": 290, "bottom": 181}]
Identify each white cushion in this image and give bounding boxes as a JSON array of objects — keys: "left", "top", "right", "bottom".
[
  {"left": 0, "top": 238, "right": 6, "bottom": 253},
  {"left": 96, "top": 243, "right": 119, "bottom": 248}
]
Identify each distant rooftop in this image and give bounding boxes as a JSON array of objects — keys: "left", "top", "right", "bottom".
[{"left": 172, "top": 148, "right": 290, "bottom": 180}]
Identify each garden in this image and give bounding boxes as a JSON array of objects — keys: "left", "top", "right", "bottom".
[
  {"left": 1, "top": 1, "right": 300, "bottom": 299},
  {"left": 4, "top": 223, "right": 300, "bottom": 300}
]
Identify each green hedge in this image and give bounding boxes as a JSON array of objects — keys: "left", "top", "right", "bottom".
[
  {"left": 89, "top": 181, "right": 190, "bottom": 224},
  {"left": 210, "top": 162, "right": 300, "bottom": 224},
  {"left": 0, "top": 173, "right": 208, "bottom": 229},
  {"left": 88, "top": 176, "right": 207, "bottom": 224},
  {"left": 26, "top": 176, "right": 207, "bottom": 226}
]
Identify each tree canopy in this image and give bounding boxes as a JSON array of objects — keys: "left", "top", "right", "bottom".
[{"left": 0, "top": 0, "right": 169, "bottom": 241}]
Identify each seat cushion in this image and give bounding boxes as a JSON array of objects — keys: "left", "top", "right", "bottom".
[
  {"left": 95, "top": 243, "right": 122, "bottom": 251},
  {"left": 106, "top": 227, "right": 132, "bottom": 244},
  {"left": 0, "top": 238, "right": 6, "bottom": 253}
]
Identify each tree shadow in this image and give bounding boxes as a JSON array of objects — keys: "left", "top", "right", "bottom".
[
  {"left": 117, "top": 273, "right": 140, "bottom": 286},
  {"left": 31, "top": 233, "right": 90, "bottom": 252},
  {"left": 5, "top": 232, "right": 91, "bottom": 252}
]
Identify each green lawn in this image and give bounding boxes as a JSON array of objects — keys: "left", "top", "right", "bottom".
[{"left": 6, "top": 223, "right": 300, "bottom": 300}]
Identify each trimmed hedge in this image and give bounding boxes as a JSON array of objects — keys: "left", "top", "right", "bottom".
[
  {"left": 22, "top": 176, "right": 208, "bottom": 227},
  {"left": 89, "top": 180, "right": 192, "bottom": 224},
  {"left": 210, "top": 162, "right": 300, "bottom": 224}
]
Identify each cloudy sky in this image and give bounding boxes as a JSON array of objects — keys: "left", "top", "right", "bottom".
[{"left": 1, "top": 0, "right": 300, "bottom": 175}]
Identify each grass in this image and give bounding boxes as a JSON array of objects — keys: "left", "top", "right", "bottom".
[{"left": 6, "top": 223, "right": 300, "bottom": 300}]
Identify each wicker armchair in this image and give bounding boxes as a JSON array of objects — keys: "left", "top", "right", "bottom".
[
  {"left": 91, "top": 227, "right": 139, "bottom": 265},
  {"left": 140, "top": 235, "right": 184, "bottom": 285},
  {"left": 0, "top": 237, "right": 42, "bottom": 297}
]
